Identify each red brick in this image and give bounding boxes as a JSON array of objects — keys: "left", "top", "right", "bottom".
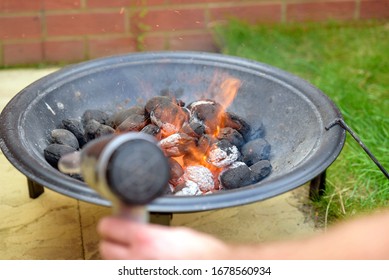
[
  {"left": 44, "top": 0, "right": 81, "bottom": 10},
  {"left": 44, "top": 39, "right": 85, "bottom": 63},
  {"left": 287, "top": 1, "right": 356, "bottom": 22},
  {"left": 46, "top": 12, "right": 125, "bottom": 36},
  {"left": 141, "top": 34, "right": 167, "bottom": 51},
  {"left": 169, "top": 0, "right": 228, "bottom": 3},
  {"left": 360, "top": 0, "right": 389, "bottom": 19},
  {"left": 131, "top": 8, "right": 205, "bottom": 33},
  {"left": 209, "top": 3, "right": 282, "bottom": 24},
  {"left": 0, "top": 0, "right": 42, "bottom": 12},
  {"left": 3, "top": 41, "right": 43, "bottom": 65},
  {"left": 0, "top": 16, "right": 42, "bottom": 40},
  {"left": 87, "top": 0, "right": 165, "bottom": 8},
  {"left": 168, "top": 32, "right": 218, "bottom": 52},
  {"left": 88, "top": 36, "right": 137, "bottom": 58}
]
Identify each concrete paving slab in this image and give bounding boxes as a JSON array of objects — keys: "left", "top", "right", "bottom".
[{"left": 0, "top": 68, "right": 318, "bottom": 259}]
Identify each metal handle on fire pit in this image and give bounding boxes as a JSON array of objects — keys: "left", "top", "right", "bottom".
[{"left": 326, "top": 118, "right": 389, "bottom": 179}]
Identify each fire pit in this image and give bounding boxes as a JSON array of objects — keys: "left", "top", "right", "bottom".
[{"left": 0, "top": 52, "right": 345, "bottom": 213}]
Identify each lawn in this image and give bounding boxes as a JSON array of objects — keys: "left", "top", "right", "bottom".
[{"left": 214, "top": 20, "right": 389, "bottom": 226}]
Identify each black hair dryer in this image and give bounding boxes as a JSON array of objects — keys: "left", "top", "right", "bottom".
[{"left": 59, "top": 133, "right": 170, "bottom": 223}]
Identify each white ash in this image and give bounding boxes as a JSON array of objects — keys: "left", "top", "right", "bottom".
[
  {"left": 180, "top": 165, "right": 215, "bottom": 193},
  {"left": 229, "top": 161, "right": 246, "bottom": 168},
  {"left": 174, "top": 180, "right": 202, "bottom": 196},
  {"left": 207, "top": 143, "right": 240, "bottom": 168},
  {"left": 188, "top": 100, "right": 215, "bottom": 109},
  {"left": 159, "top": 133, "right": 195, "bottom": 157},
  {"left": 159, "top": 133, "right": 182, "bottom": 157}
]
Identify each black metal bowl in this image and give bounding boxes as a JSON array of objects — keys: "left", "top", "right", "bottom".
[{"left": 0, "top": 52, "right": 345, "bottom": 213}]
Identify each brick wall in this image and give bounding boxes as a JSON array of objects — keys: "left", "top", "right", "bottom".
[{"left": 0, "top": 0, "right": 388, "bottom": 66}]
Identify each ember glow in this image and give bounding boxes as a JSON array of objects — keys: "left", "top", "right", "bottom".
[{"left": 47, "top": 75, "right": 272, "bottom": 197}]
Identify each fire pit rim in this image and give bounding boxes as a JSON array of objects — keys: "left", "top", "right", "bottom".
[{"left": 0, "top": 51, "right": 346, "bottom": 213}]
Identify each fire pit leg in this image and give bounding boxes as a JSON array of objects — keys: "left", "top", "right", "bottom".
[
  {"left": 27, "top": 178, "right": 45, "bottom": 198},
  {"left": 309, "top": 170, "right": 326, "bottom": 201},
  {"left": 150, "top": 212, "right": 172, "bottom": 225}
]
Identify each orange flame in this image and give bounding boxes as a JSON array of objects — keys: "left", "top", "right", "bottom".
[
  {"left": 211, "top": 77, "right": 241, "bottom": 137},
  {"left": 166, "top": 75, "right": 242, "bottom": 191},
  {"left": 218, "top": 78, "right": 241, "bottom": 110},
  {"left": 180, "top": 76, "right": 241, "bottom": 173}
]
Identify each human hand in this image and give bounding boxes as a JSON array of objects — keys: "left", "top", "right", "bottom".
[
  {"left": 98, "top": 209, "right": 389, "bottom": 260},
  {"left": 97, "top": 216, "right": 233, "bottom": 260}
]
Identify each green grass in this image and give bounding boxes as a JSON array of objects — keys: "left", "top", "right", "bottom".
[{"left": 214, "top": 20, "right": 389, "bottom": 225}]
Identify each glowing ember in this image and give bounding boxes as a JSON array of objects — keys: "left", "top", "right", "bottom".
[{"left": 48, "top": 76, "right": 273, "bottom": 196}]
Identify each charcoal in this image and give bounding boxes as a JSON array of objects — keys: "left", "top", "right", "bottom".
[
  {"left": 197, "top": 134, "right": 216, "bottom": 154},
  {"left": 141, "top": 124, "right": 162, "bottom": 140},
  {"left": 82, "top": 109, "right": 109, "bottom": 126},
  {"left": 180, "top": 121, "right": 205, "bottom": 138},
  {"left": 207, "top": 139, "right": 240, "bottom": 168},
  {"left": 45, "top": 94, "right": 272, "bottom": 196},
  {"left": 168, "top": 158, "right": 184, "bottom": 186},
  {"left": 159, "top": 133, "right": 196, "bottom": 157},
  {"left": 84, "top": 120, "right": 100, "bottom": 140},
  {"left": 50, "top": 129, "right": 79, "bottom": 149},
  {"left": 241, "top": 138, "right": 271, "bottom": 166},
  {"left": 216, "top": 127, "right": 245, "bottom": 148},
  {"left": 62, "top": 119, "right": 86, "bottom": 147},
  {"left": 250, "top": 160, "right": 272, "bottom": 183},
  {"left": 84, "top": 119, "right": 115, "bottom": 141},
  {"left": 225, "top": 112, "right": 251, "bottom": 141},
  {"left": 219, "top": 162, "right": 252, "bottom": 189},
  {"left": 44, "top": 144, "right": 77, "bottom": 168},
  {"left": 145, "top": 96, "right": 176, "bottom": 113},
  {"left": 187, "top": 99, "right": 224, "bottom": 134},
  {"left": 175, "top": 99, "right": 185, "bottom": 107},
  {"left": 150, "top": 101, "right": 188, "bottom": 136},
  {"left": 116, "top": 113, "right": 149, "bottom": 132},
  {"left": 187, "top": 99, "right": 223, "bottom": 119},
  {"left": 108, "top": 105, "right": 146, "bottom": 128},
  {"left": 246, "top": 120, "right": 265, "bottom": 141}
]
